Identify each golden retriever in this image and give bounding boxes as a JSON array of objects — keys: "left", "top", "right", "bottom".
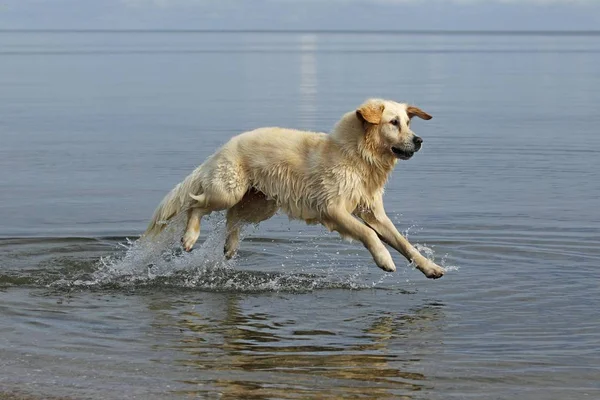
[{"left": 144, "top": 98, "right": 444, "bottom": 279}]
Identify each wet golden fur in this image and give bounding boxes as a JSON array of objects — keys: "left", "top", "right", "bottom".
[{"left": 144, "top": 99, "right": 444, "bottom": 279}]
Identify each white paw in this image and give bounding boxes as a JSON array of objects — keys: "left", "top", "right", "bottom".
[
  {"left": 374, "top": 247, "right": 396, "bottom": 272},
  {"left": 420, "top": 261, "right": 445, "bottom": 279},
  {"left": 181, "top": 229, "right": 199, "bottom": 252}
]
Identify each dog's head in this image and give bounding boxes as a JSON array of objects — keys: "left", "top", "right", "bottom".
[{"left": 355, "top": 99, "right": 432, "bottom": 161}]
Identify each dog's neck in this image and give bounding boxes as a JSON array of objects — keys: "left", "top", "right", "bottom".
[{"left": 329, "top": 111, "right": 397, "bottom": 189}]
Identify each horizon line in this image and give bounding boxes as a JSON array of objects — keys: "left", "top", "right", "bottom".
[{"left": 1, "top": 29, "right": 600, "bottom": 36}]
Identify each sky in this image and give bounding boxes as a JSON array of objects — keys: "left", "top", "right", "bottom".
[{"left": 0, "top": 0, "right": 599, "bottom": 31}]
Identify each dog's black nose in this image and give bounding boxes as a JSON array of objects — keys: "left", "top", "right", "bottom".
[{"left": 413, "top": 136, "right": 423, "bottom": 145}]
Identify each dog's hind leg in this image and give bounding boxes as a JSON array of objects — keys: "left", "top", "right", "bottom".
[
  {"left": 183, "top": 160, "right": 252, "bottom": 252},
  {"left": 224, "top": 212, "right": 242, "bottom": 260},
  {"left": 181, "top": 189, "right": 245, "bottom": 252},
  {"left": 182, "top": 207, "right": 209, "bottom": 251},
  {"left": 224, "top": 189, "right": 278, "bottom": 259}
]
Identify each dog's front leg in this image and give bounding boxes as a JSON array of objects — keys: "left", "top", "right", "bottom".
[
  {"left": 324, "top": 207, "right": 396, "bottom": 272},
  {"left": 357, "top": 199, "right": 444, "bottom": 279}
]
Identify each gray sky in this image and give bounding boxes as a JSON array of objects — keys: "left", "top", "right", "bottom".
[{"left": 1, "top": 0, "right": 599, "bottom": 30}]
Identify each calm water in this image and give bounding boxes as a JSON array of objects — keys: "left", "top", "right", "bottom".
[{"left": 1, "top": 31, "right": 599, "bottom": 399}]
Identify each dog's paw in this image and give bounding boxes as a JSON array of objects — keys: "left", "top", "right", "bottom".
[
  {"left": 181, "top": 229, "right": 199, "bottom": 252},
  {"left": 421, "top": 262, "right": 445, "bottom": 279},
  {"left": 379, "top": 262, "right": 396, "bottom": 273},
  {"left": 374, "top": 249, "right": 396, "bottom": 272},
  {"left": 223, "top": 245, "right": 236, "bottom": 260}
]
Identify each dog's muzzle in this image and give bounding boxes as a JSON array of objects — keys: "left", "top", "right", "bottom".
[
  {"left": 391, "top": 136, "right": 423, "bottom": 160},
  {"left": 391, "top": 147, "right": 414, "bottom": 160}
]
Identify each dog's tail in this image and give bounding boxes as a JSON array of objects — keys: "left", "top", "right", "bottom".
[{"left": 143, "top": 166, "right": 207, "bottom": 237}]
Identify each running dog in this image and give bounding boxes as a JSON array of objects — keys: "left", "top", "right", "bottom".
[{"left": 144, "top": 99, "right": 444, "bottom": 279}]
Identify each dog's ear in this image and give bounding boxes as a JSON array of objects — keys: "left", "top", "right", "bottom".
[
  {"left": 356, "top": 103, "right": 385, "bottom": 125},
  {"left": 407, "top": 106, "right": 432, "bottom": 120}
]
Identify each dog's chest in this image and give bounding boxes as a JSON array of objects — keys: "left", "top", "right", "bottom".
[{"left": 336, "top": 171, "right": 381, "bottom": 213}]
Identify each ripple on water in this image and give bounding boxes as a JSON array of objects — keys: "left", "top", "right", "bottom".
[{"left": 2, "top": 214, "right": 435, "bottom": 293}]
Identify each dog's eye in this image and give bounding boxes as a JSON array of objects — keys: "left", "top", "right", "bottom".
[{"left": 390, "top": 119, "right": 399, "bottom": 126}]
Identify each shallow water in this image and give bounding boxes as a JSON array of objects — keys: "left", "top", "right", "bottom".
[{"left": 1, "top": 31, "right": 599, "bottom": 399}]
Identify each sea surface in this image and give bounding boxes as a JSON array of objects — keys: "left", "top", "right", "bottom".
[{"left": 0, "top": 30, "right": 599, "bottom": 399}]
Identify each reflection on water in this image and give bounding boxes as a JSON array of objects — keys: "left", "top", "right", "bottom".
[
  {"left": 149, "top": 294, "right": 445, "bottom": 399},
  {"left": 299, "top": 34, "right": 318, "bottom": 129},
  {"left": 0, "top": 232, "right": 449, "bottom": 398}
]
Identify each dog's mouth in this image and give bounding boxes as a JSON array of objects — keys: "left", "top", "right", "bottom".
[{"left": 391, "top": 147, "right": 415, "bottom": 160}]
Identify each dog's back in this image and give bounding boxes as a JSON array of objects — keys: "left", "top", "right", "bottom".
[{"left": 144, "top": 127, "right": 328, "bottom": 236}]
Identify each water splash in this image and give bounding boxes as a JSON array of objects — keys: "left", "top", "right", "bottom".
[
  {"left": 415, "top": 243, "right": 460, "bottom": 273},
  {"left": 47, "top": 214, "right": 384, "bottom": 293},
  {"left": 397, "top": 215, "right": 459, "bottom": 274}
]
